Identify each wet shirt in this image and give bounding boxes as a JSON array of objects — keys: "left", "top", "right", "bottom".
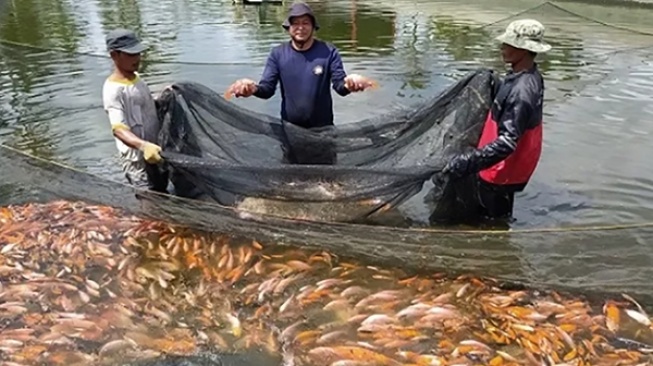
[
  {"left": 449, "top": 64, "right": 545, "bottom": 193},
  {"left": 488, "top": 64, "right": 544, "bottom": 158},
  {"left": 253, "top": 40, "right": 350, "bottom": 128},
  {"left": 102, "top": 74, "right": 161, "bottom": 186}
]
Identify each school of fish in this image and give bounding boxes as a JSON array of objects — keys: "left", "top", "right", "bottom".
[{"left": 1, "top": 200, "right": 652, "bottom": 366}]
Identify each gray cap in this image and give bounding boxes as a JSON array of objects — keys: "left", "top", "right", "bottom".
[
  {"left": 282, "top": 2, "right": 320, "bottom": 31},
  {"left": 105, "top": 28, "right": 147, "bottom": 54}
]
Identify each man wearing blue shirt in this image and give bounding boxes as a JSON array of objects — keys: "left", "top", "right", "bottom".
[{"left": 227, "top": 2, "right": 376, "bottom": 164}]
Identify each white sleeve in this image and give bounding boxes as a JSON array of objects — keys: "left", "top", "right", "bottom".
[{"left": 103, "top": 83, "right": 129, "bottom": 130}]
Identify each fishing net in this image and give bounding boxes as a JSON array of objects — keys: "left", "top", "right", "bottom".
[
  {"left": 5, "top": 2, "right": 653, "bottom": 364},
  {"left": 2, "top": 0, "right": 653, "bottom": 336},
  {"left": 3, "top": 142, "right": 653, "bottom": 310},
  {"left": 155, "top": 68, "right": 497, "bottom": 224}
]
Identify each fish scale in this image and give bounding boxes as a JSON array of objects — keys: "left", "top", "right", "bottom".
[{"left": 0, "top": 201, "right": 652, "bottom": 366}]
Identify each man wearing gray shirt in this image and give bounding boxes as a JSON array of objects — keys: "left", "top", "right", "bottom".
[{"left": 102, "top": 28, "right": 169, "bottom": 192}]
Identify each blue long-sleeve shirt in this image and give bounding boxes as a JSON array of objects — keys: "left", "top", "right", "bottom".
[{"left": 253, "top": 40, "right": 351, "bottom": 128}]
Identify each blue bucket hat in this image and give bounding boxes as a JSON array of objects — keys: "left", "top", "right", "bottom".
[
  {"left": 282, "top": 2, "right": 320, "bottom": 31},
  {"left": 105, "top": 28, "right": 147, "bottom": 54}
]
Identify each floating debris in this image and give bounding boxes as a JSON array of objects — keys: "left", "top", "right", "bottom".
[{"left": 0, "top": 200, "right": 652, "bottom": 366}]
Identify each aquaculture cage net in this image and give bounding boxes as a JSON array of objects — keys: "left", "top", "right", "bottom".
[
  {"left": 2, "top": 1, "right": 653, "bottom": 304},
  {"left": 3, "top": 143, "right": 653, "bottom": 308},
  {"left": 155, "top": 67, "right": 495, "bottom": 223}
]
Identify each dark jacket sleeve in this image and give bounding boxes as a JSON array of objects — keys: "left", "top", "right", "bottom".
[
  {"left": 462, "top": 88, "right": 534, "bottom": 174},
  {"left": 329, "top": 48, "right": 351, "bottom": 97},
  {"left": 254, "top": 48, "right": 280, "bottom": 100}
]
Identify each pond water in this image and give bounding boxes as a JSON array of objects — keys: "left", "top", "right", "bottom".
[
  {"left": 2, "top": 0, "right": 653, "bottom": 330},
  {"left": 2, "top": 0, "right": 653, "bottom": 229}
]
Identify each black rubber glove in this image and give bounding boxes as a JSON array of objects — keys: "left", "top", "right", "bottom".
[{"left": 443, "top": 150, "right": 477, "bottom": 179}]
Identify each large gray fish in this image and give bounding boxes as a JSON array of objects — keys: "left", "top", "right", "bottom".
[{"left": 236, "top": 189, "right": 410, "bottom": 225}]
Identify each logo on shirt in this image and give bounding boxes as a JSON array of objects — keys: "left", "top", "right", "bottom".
[{"left": 313, "top": 65, "right": 323, "bottom": 75}]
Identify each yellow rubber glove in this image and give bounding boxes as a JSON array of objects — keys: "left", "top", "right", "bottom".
[{"left": 140, "top": 142, "right": 162, "bottom": 164}]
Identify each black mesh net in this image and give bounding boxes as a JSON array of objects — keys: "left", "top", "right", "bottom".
[{"left": 155, "top": 68, "right": 497, "bottom": 223}]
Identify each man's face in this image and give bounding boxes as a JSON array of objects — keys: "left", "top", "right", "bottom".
[
  {"left": 500, "top": 43, "right": 528, "bottom": 64},
  {"left": 289, "top": 15, "right": 314, "bottom": 43},
  {"left": 111, "top": 50, "right": 141, "bottom": 73}
]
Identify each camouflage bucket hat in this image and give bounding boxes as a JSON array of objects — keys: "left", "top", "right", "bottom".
[{"left": 495, "top": 19, "right": 551, "bottom": 53}]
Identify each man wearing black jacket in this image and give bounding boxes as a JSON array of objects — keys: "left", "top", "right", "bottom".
[{"left": 444, "top": 19, "right": 551, "bottom": 220}]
